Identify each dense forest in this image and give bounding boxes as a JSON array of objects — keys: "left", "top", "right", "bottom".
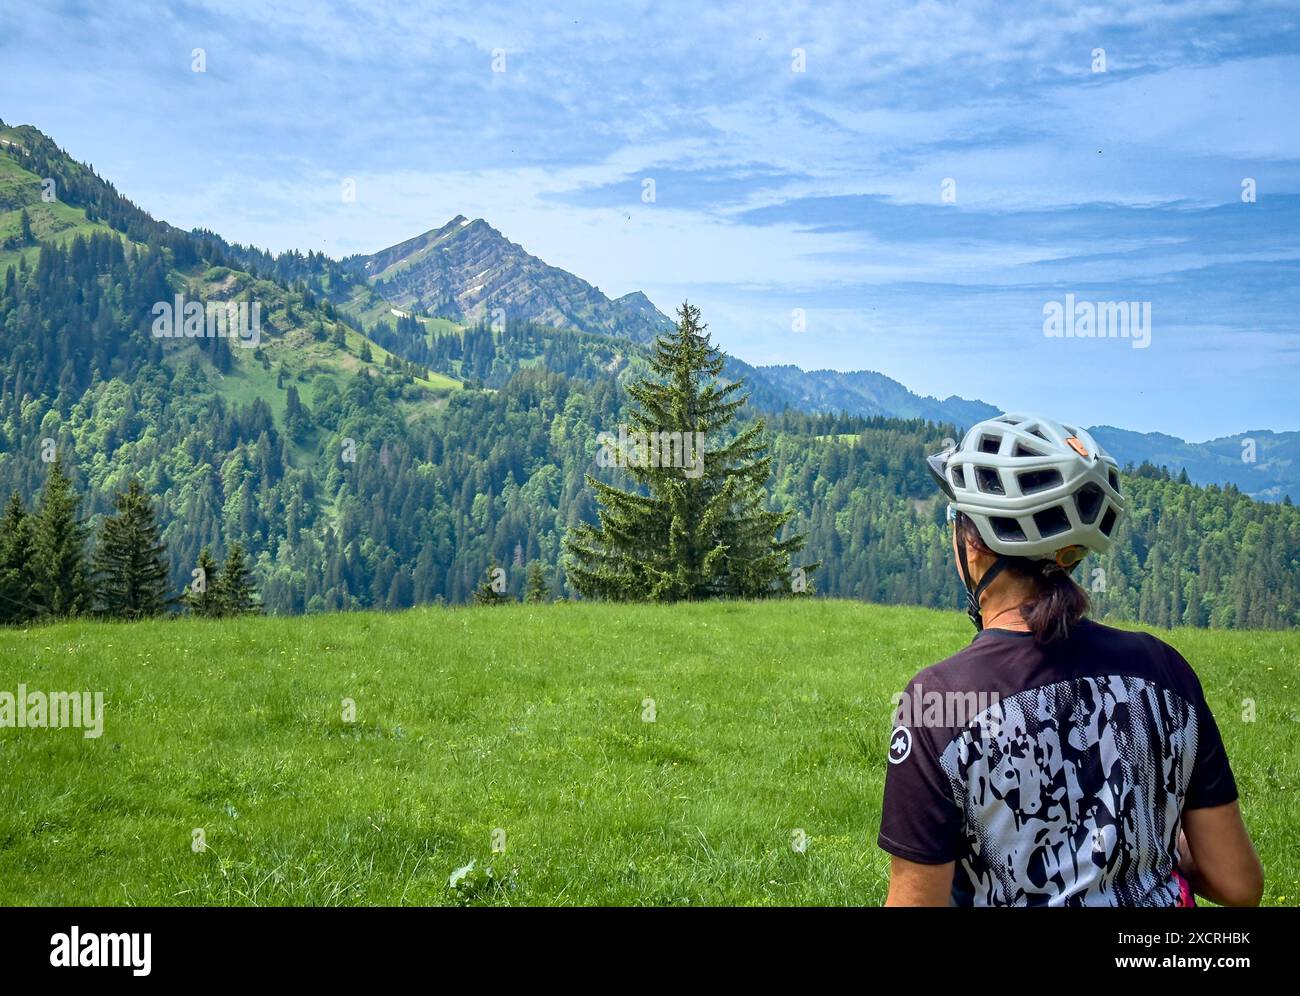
[{"left": 1, "top": 123, "right": 1298, "bottom": 628}]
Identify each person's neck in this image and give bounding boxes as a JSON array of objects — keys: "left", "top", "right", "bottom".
[{"left": 976, "top": 571, "right": 1034, "bottom": 631}]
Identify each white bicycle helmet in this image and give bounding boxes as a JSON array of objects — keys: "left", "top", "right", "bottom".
[{"left": 927, "top": 412, "right": 1126, "bottom": 566}]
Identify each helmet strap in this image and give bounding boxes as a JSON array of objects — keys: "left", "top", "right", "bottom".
[{"left": 956, "top": 530, "right": 1009, "bottom": 632}]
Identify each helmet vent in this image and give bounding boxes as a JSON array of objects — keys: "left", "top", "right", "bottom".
[
  {"left": 1075, "top": 482, "right": 1105, "bottom": 524},
  {"left": 950, "top": 466, "right": 966, "bottom": 489},
  {"left": 1033, "top": 505, "right": 1071, "bottom": 538},
  {"left": 1100, "top": 506, "right": 1117, "bottom": 536},
  {"left": 978, "top": 434, "right": 1001, "bottom": 454},
  {"left": 991, "top": 516, "right": 1027, "bottom": 542},
  {"left": 1018, "top": 468, "right": 1063, "bottom": 494},
  {"left": 1028, "top": 428, "right": 1050, "bottom": 442},
  {"left": 975, "top": 466, "right": 1005, "bottom": 495},
  {"left": 1108, "top": 468, "right": 1121, "bottom": 494},
  {"left": 1013, "top": 442, "right": 1044, "bottom": 458}
]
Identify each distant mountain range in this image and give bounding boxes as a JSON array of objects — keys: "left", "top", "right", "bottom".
[
  {"left": 342, "top": 216, "right": 1298, "bottom": 501},
  {"left": 748, "top": 364, "right": 998, "bottom": 428},
  {"left": 1088, "top": 426, "right": 1299, "bottom": 503},
  {"left": 1, "top": 112, "right": 1293, "bottom": 503},
  {"left": 339, "top": 215, "right": 1005, "bottom": 425}
]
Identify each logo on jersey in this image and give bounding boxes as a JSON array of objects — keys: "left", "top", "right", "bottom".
[{"left": 888, "top": 726, "right": 912, "bottom": 764}]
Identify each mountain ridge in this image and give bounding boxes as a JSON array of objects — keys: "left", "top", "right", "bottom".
[
  {"left": 342, "top": 215, "right": 1003, "bottom": 429},
  {"left": 342, "top": 214, "right": 675, "bottom": 344}
]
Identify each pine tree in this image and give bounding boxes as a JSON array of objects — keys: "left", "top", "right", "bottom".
[
  {"left": 183, "top": 547, "right": 223, "bottom": 617},
  {"left": 33, "top": 461, "right": 91, "bottom": 617},
  {"left": 284, "top": 385, "right": 311, "bottom": 440},
  {"left": 0, "top": 491, "right": 38, "bottom": 623},
  {"left": 565, "top": 302, "right": 808, "bottom": 601},
  {"left": 92, "top": 479, "right": 171, "bottom": 619},
  {"left": 214, "top": 542, "right": 259, "bottom": 615},
  {"left": 524, "top": 560, "right": 550, "bottom": 603},
  {"left": 210, "top": 328, "right": 232, "bottom": 372},
  {"left": 19, "top": 208, "right": 32, "bottom": 244}
]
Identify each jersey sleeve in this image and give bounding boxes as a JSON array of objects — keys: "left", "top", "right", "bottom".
[
  {"left": 877, "top": 673, "right": 961, "bottom": 864},
  {"left": 1171, "top": 649, "right": 1239, "bottom": 810},
  {"left": 1186, "top": 684, "right": 1239, "bottom": 809}
]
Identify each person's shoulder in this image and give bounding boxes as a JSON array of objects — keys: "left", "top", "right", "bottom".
[
  {"left": 1077, "top": 618, "right": 1176, "bottom": 656},
  {"left": 1076, "top": 619, "right": 1204, "bottom": 696},
  {"left": 901, "top": 635, "right": 989, "bottom": 694}
]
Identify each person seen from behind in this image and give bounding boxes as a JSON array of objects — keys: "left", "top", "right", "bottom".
[{"left": 878, "top": 413, "right": 1264, "bottom": 907}]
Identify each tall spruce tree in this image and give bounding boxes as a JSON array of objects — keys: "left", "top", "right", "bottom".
[
  {"left": 565, "top": 301, "right": 808, "bottom": 600},
  {"left": 0, "top": 491, "right": 38, "bottom": 623},
  {"left": 524, "top": 560, "right": 550, "bottom": 603},
  {"left": 214, "top": 542, "right": 259, "bottom": 615},
  {"left": 33, "top": 461, "right": 91, "bottom": 617},
  {"left": 92, "top": 479, "right": 170, "bottom": 619}
]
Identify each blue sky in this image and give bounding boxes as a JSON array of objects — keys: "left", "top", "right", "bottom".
[{"left": 2, "top": 0, "right": 1298, "bottom": 438}]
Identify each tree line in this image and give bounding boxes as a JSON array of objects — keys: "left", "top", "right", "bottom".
[{"left": 0, "top": 461, "right": 258, "bottom": 624}]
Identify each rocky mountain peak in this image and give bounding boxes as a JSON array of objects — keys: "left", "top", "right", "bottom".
[{"left": 344, "top": 217, "right": 672, "bottom": 342}]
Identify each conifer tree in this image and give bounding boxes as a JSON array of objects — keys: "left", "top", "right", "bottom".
[
  {"left": 214, "top": 542, "right": 259, "bottom": 615},
  {"left": 524, "top": 560, "right": 550, "bottom": 603},
  {"left": 33, "top": 461, "right": 91, "bottom": 617},
  {"left": 0, "top": 491, "right": 38, "bottom": 623},
  {"left": 284, "top": 385, "right": 311, "bottom": 440},
  {"left": 565, "top": 302, "right": 808, "bottom": 600},
  {"left": 183, "top": 547, "right": 223, "bottom": 617},
  {"left": 92, "top": 479, "right": 170, "bottom": 619}
]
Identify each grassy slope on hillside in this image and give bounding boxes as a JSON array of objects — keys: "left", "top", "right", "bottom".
[
  {"left": 0, "top": 152, "right": 123, "bottom": 271},
  {"left": 0, "top": 601, "right": 1294, "bottom": 906},
  {"left": 145, "top": 264, "right": 460, "bottom": 470}
]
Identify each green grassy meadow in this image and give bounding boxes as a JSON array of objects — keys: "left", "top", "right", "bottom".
[{"left": 0, "top": 601, "right": 1295, "bottom": 906}]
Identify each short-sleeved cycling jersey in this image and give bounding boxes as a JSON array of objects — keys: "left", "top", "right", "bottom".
[{"left": 878, "top": 619, "right": 1238, "bottom": 906}]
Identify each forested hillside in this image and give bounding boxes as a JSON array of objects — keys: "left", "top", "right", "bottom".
[
  {"left": 767, "top": 418, "right": 1300, "bottom": 628},
  {"left": 1, "top": 120, "right": 1298, "bottom": 627}
]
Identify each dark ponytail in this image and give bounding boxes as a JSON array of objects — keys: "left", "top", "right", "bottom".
[
  {"left": 957, "top": 516, "right": 1090, "bottom": 644},
  {"left": 1018, "top": 562, "right": 1090, "bottom": 644}
]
